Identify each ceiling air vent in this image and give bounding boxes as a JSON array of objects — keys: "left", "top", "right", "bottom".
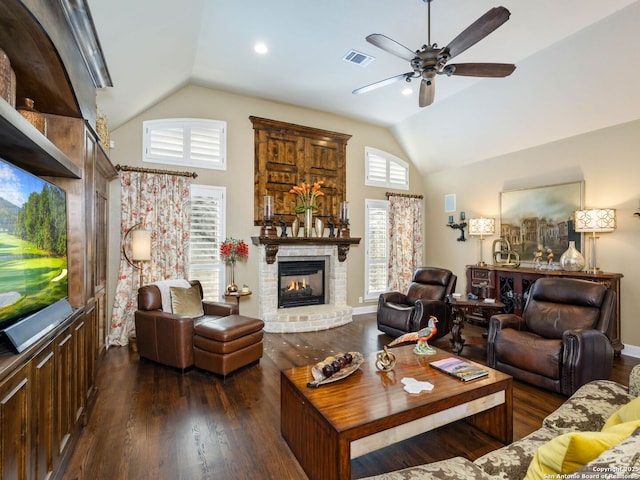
[{"left": 343, "top": 50, "right": 375, "bottom": 67}]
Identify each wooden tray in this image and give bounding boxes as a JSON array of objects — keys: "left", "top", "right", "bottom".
[{"left": 307, "top": 352, "right": 364, "bottom": 388}]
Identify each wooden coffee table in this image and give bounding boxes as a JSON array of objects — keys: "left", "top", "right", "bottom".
[{"left": 281, "top": 345, "right": 512, "bottom": 480}]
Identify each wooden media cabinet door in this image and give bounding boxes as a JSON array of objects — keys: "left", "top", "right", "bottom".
[{"left": 0, "top": 362, "right": 30, "bottom": 480}]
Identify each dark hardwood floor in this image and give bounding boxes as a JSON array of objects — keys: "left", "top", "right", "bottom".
[{"left": 63, "top": 313, "right": 639, "bottom": 480}]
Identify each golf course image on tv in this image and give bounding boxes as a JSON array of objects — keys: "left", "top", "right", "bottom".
[{"left": 0, "top": 157, "right": 68, "bottom": 330}]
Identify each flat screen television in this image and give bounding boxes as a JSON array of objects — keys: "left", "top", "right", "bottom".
[{"left": 0, "top": 157, "right": 70, "bottom": 352}]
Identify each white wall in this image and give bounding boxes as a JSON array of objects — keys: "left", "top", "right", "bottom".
[
  {"left": 106, "top": 84, "right": 640, "bottom": 356},
  {"left": 423, "top": 119, "right": 640, "bottom": 354},
  {"left": 106, "top": 84, "right": 422, "bottom": 323}
]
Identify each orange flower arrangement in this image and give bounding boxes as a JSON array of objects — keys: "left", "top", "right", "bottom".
[{"left": 289, "top": 180, "right": 324, "bottom": 213}]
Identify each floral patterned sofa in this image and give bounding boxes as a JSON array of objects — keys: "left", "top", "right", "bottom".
[{"left": 360, "top": 365, "right": 640, "bottom": 480}]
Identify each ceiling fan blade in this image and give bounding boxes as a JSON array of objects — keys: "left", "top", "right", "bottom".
[
  {"left": 353, "top": 72, "right": 413, "bottom": 95},
  {"left": 366, "top": 34, "right": 416, "bottom": 62},
  {"left": 446, "top": 63, "right": 516, "bottom": 77},
  {"left": 418, "top": 78, "right": 435, "bottom": 107},
  {"left": 443, "top": 7, "right": 511, "bottom": 61}
]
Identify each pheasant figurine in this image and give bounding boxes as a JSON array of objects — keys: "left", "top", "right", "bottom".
[{"left": 388, "top": 316, "right": 438, "bottom": 355}]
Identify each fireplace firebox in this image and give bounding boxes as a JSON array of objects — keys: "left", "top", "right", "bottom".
[{"left": 278, "top": 259, "right": 326, "bottom": 308}]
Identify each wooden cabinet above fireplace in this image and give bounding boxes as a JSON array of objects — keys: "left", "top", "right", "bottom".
[{"left": 250, "top": 116, "right": 351, "bottom": 226}]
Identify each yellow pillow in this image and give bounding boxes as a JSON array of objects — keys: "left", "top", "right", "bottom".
[
  {"left": 602, "top": 396, "right": 640, "bottom": 430},
  {"left": 170, "top": 285, "right": 204, "bottom": 317},
  {"left": 524, "top": 420, "right": 640, "bottom": 479}
]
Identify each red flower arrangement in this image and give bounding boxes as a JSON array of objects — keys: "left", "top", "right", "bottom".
[{"left": 220, "top": 237, "right": 249, "bottom": 264}]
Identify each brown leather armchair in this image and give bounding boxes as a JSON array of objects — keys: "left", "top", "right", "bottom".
[
  {"left": 487, "top": 277, "right": 615, "bottom": 396},
  {"left": 377, "top": 267, "right": 457, "bottom": 340},
  {"left": 135, "top": 280, "right": 238, "bottom": 371}
]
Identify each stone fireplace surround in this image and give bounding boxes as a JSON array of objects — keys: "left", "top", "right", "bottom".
[{"left": 255, "top": 243, "right": 353, "bottom": 333}]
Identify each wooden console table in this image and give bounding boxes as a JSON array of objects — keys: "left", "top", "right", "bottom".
[{"left": 466, "top": 265, "right": 624, "bottom": 355}]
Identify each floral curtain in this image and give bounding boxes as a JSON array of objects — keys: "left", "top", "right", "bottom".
[
  {"left": 388, "top": 195, "right": 423, "bottom": 293},
  {"left": 108, "top": 171, "right": 192, "bottom": 346}
]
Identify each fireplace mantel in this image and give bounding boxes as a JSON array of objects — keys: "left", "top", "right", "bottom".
[{"left": 251, "top": 236, "right": 361, "bottom": 264}]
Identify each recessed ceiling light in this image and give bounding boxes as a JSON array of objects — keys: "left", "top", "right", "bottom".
[
  {"left": 254, "top": 42, "right": 268, "bottom": 54},
  {"left": 402, "top": 88, "right": 413, "bottom": 96}
]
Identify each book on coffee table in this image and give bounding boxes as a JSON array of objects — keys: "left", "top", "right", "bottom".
[{"left": 429, "top": 357, "right": 489, "bottom": 382}]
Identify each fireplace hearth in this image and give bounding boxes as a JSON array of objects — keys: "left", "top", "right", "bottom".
[
  {"left": 255, "top": 242, "right": 356, "bottom": 333},
  {"left": 278, "top": 259, "right": 326, "bottom": 308}
]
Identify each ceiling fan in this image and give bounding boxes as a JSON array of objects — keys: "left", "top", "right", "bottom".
[{"left": 353, "top": 1, "right": 516, "bottom": 107}]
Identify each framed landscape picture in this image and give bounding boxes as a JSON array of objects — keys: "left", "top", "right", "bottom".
[{"left": 499, "top": 181, "right": 584, "bottom": 266}]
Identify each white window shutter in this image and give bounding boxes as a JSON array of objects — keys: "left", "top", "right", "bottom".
[
  {"left": 143, "top": 119, "right": 226, "bottom": 170},
  {"left": 389, "top": 160, "right": 408, "bottom": 187},
  {"left": 365, "top": 199, "right": 389, "bottom": 299},
  {"left": 364, "top": 146, "right": 409, "bottom": 190},
  {"left": 366, "top": 152, "right": 387, "bottom": 185},
  {"left": 147, "top": 126, "right": 183, "bottom": 161},
  {"left": 189, "top": 185, "right": 226, "bottom": 301}
]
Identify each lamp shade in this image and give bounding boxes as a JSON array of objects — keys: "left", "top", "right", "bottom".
[
  {"left": 131, "top": 229, "right": 151, "bottom": 260},
  {"left": 574, "top": 209, "right": 616, "bottom": 232},
  {"left": 468, "top": 217, "right": 495, "bottom": 236}
]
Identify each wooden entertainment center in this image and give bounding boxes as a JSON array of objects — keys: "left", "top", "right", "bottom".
[{"left": 0, "top": 1, "right": 115, "bottom": 478}]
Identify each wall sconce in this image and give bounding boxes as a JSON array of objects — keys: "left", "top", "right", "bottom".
[
  {"left": 468, "top": 217, "right": 495, "bottom": 266},
  {"left": 446, "top": 211, "right": 467, "bottom": 242},
  {"left": 574, "top": 208, "right": 616, "bottom": 274},
  {"left": 123, "top": 222, "right": 152, "bottom": 285}
]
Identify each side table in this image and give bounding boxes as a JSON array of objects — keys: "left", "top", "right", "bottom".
[
  {"left": 224, "top": 290, "right": 252, "bottom": 311},
  {"left": 449, "top": 297, "right": 505, "bottom": 355}
]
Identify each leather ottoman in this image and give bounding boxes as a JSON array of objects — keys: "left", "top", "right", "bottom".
[{"left": 193, "top": 315, "right": 264, "bottom": 377}]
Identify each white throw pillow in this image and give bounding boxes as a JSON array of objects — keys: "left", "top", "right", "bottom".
[{"left": 150, "top": 279, "right": 191, "bottom": 312}]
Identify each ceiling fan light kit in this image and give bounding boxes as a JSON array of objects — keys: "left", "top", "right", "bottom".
[{"left": 353, "top": 1, "right": 516, "bottom": 107}]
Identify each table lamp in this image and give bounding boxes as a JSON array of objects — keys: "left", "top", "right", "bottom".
[
  {"left": 468, "top": 217, "right": 495, "bottom": 266},
  {"left": 573, "top": 208, "right": 616, "bottom": 274}
]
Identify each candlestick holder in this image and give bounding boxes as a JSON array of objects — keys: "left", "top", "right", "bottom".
[
  {"left": 260, "top": 219, "right": 278, "bottom": 238},
  {"left": 337, "top": 219, "right": 350, "bottom": 238}
]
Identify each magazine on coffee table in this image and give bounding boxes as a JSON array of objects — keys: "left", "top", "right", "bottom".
[{"left": 429, "top": 357, "right": 489, "bottom": 382}]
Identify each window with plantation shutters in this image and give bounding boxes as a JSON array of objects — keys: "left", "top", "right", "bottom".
[
  {"left": 143, "top": 119, "right": 226, "bottom": 170},
  {"left": 365, "top": 199, "right": 389, "bottom": 300},
  {"left": 189, "top": 185, "right": 226, "bottom": 301},
  {"left": 365, "top": 147, "right": 409, "bottom": 190}
]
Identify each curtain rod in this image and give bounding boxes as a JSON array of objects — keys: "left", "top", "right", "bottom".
[
  {"left": 385, "top": 192, "right": 424, "bottom": 199},
  {"left": 115, "top": 164, "right": 198, "bottom": 179}
]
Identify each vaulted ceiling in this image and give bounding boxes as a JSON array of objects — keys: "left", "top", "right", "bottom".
[{"left": 89, "top": 0, "right": 640, "bottom": 174}]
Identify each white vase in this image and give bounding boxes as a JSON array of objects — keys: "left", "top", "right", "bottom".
[
  {"left": 314, "top": 217, "right": 324, "bottom": 237},
  {"left": 291, "top": 216, "right": 300, "bottom": 238},
  {"left": 560, "top": 241, "right": 585, "bottom": 272},
  {"left": 303, "top": 209, "right": 313, "bottom": 237}
]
